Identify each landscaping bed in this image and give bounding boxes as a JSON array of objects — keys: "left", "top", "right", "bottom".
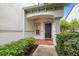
[
  {"left": 0, "top": 37, "right": 38, "bottom": 56},
  {"left": 56, "top": 32, "right": 79, "bottom": 56},
  {"left": 25, "top": 44, "right": 38, "bottom": 56}
]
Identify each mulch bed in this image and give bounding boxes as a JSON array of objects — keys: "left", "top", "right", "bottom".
[{"left": 24, "top": 44, "right": 38, "bottom": 56}]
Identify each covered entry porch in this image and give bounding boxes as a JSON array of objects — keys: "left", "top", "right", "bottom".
[
  {"left": 23, "top": 3, "right": 67, "bottom": 56},
  {"left": 23, "top": 3, "right": 65, "bottom": 46},
  {"left": 24, "top": 14, "right": 60, "bottom": 46}
]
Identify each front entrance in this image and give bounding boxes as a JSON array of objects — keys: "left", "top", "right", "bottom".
[{"left": 45, "top": 23, "right": 51, "bottom": 39}]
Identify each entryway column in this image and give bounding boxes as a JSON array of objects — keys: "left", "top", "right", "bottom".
[{"left": 52, "top": 21, "right": 56, "bottom": 46}]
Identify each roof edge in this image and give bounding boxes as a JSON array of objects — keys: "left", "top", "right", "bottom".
[{"left": 65, "top": 3, "right": 78, "bottom": 19}]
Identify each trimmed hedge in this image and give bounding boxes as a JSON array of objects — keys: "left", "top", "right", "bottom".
[
  {"left": 56, "top": 32, "right": 79, "bottom": 56},
  {"left": 64, "top": 38, "right": 79, "bottom": 56},
  {"left": 0, "top": 37, "right": 35, "bottom": 56}
]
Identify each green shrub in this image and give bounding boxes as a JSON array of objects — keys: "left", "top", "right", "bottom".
[
  {"left": 56, "top": 32, "right": 79, "bottom": 56},
  {"left": 64, "top": 37, "right": 79, "bottom": 56},
  {"left": 0, "top": 37, "right": 35, "bottom": 56}
]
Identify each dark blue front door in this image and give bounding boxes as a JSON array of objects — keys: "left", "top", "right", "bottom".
[{"left": 45, "top": 23, "right": 51, "bottom": 38}]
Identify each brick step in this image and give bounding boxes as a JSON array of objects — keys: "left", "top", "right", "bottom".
[{"left": 34, "top": 39, "right": 53, "bottom": 45}]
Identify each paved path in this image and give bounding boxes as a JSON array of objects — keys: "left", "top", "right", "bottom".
[{"left": 32, "top": 45, "right": 58, "bottom": 56}]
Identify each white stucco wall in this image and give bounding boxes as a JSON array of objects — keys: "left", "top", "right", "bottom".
[
  {"left": 24, "top": 19, "right": 35, "bottom": 37},
  {"left": 66, "top": 4, "right": 79, "bottom": 22},
  {"left": 0, "top": 32, "right": 22, "bottom": 45},
  {"left": 0, "top": 3, "right": 36, "bottom": 45},
  {"left": 24, "top": 18, "right": 45, "bottom": 39},
  {"left": 55, "top": 19, "right": 60, "bottom": 33},
  {"left": 52, "top": 18, "right": 60, "bottom": 46},
  {"left": 0, "top": 3, "right": 36, "bottom": 30}
]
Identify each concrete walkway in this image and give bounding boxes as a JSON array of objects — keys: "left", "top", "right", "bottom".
[{"left": 32, "top": 45, "right": 58, "bottom": 56}]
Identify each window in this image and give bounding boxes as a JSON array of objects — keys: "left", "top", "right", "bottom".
[
  {"left": 36, "top": 30, "right": 40, "bottom": 35},
  {"left": 34, "top": 23, "right": 40, "bottom": 35}
]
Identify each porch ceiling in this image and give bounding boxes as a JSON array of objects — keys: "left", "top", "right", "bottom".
[{"left": 26, "top": 15, "right": 54, "bottom": 20}]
